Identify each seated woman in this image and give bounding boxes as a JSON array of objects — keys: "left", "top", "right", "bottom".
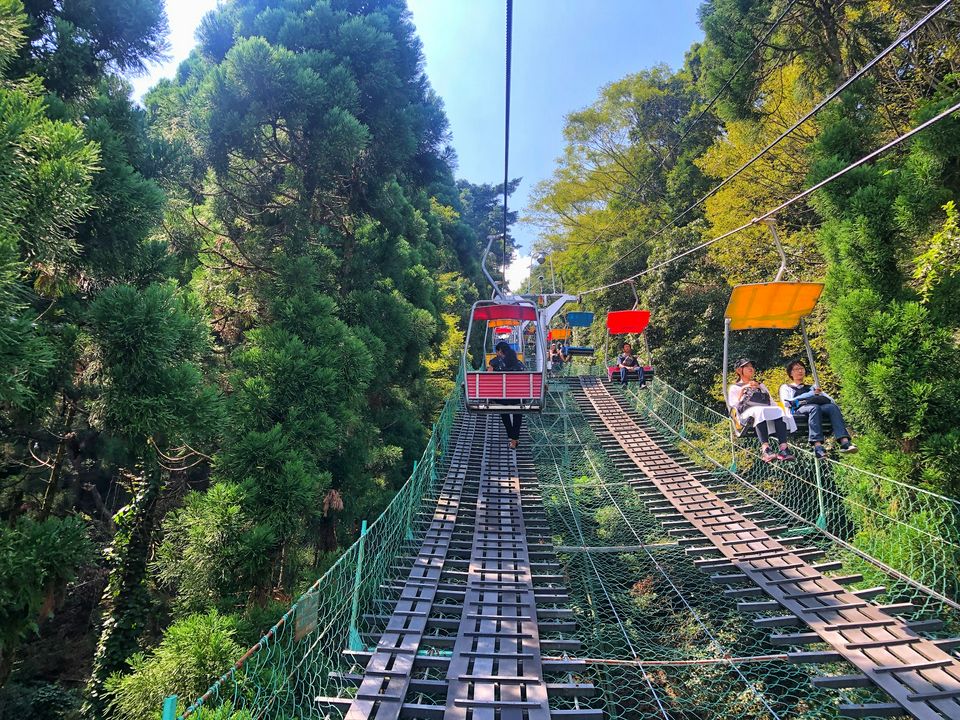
[
  {"left": 548, "top": 342, "right": 565, "bottom": 374},
  {"left": 779, "top": 359, "right": 857, "bottom": 458},
  {"left": 728, "top": 358, "right": 796, "bottom": 463}
]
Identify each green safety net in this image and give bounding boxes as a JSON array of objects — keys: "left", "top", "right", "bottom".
[{"left": 169, "top": 369, "right": 960, "bottom": 720}]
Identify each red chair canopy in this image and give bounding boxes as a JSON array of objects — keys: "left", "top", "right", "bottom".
[
  {"left": 607, "top": 310, "right": 650, "bottom": 335},
  {"left": 472, "top": 303, "right": 538, "bottom": 322},
  {"left": 494, "top": 326, "right": 513, "bottom": 335}
]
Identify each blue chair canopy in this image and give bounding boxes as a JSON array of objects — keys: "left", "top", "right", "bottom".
[{"left": 567, "top": 311, "right": 595, "bottom": 328}]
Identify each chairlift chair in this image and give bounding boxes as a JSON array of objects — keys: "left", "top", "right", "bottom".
[
  {"left": 462, "top": 237, "right": 579, "bottom": 413},
  {"left": 722, "top": 219, "right": 827, "bottom": 438},
  {"left": 464, "top": 300, "right": 546, "bottom": 412},
  {"left": 563, "top": 311, "right": 596, "bottom": 357},
  {"left": 603, "top": 282, "right": 655, "bottom": 383}
]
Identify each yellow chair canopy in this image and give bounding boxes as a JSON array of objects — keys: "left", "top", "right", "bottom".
[{"left": 725, "top": 282, "right": 824, "bottom": 330}]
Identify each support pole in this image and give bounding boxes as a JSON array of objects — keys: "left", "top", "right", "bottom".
[
  {"left": 348, "top": 519, "right": 368, "bottom": 651},
  {"left": 722, "top": 318, "right": 737, "bottom": 471},
  {"left": 814, "top": 455, "right": 828, "bottom": 530},
  {"left": 800, "top": 318, "right": 821, "bottom": 388},
  {"left": 405, "top": 463, "right": 417, "bottom": 541},
  {"left": 162, "top": 695, "right": 177, "bottom": 720}
]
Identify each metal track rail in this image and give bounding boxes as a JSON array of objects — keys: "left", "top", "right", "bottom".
[
  {"left": 325, "top": 414, "right": 600, "bottom": 720},
  {"left": 576, "top": 376, "right": 960, "bottom": 720}
]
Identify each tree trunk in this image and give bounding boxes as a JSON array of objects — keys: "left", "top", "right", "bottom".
[
  {"left": 38, "top": 401, "right": 75, "bottom": 520},
  {"left": 82, "top": 468, "right": 162, "bottom": 719}
]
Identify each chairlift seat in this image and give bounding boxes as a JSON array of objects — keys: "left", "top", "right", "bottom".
[
  {"left": 606, "top": 366, "right": 654, "bottom": 383},
  {"left": 463, "top": 372, "right": 544, "bottom": 412}
]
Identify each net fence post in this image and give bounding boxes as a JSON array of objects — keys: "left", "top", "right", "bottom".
[
  {"left": 814, "top": 456, "right": 828, "bottom": 530},
  {"left": 162, "top": 695, "right": 177, "bottom": 720},
  {"left": 348, "top": 519, "right": 368, "bottom": 651},
  {"left": 405, "top": 461, "right": 418, "bottom": 541}
]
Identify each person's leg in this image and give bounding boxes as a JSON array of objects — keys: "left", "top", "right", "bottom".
[
  {"left": 824, "top": 403, "right": 849, "bottom": 441},
  {"left": 515, "top": 414, "right": 524, "bottom": 441},
  {"left": 798, "top": 404, "right": 823, "bottom": 444},
  {"left": 773, "top": 417, "right": 789, "bottom": 445},
  {"left": 773, "top": 418, "right": 795, "bottom": 460},
  {"left": 755, "top": 420, "right": 776, "bottom": 461},
  {"left": 620, "top": 367, "right": 628, "bottom": 384},
  {"left": 636, "top": 366, "right": 645, "bottom": 386},
  {"left": 754, "top": 420, "right": 770, "bottom": 447},
  {"left": 501, "top": 413, "right": 512, "bottom": 438}
]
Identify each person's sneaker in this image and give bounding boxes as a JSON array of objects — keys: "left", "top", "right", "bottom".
[
  {"left": 776, "top": 448, "right": 796, "bottom": 462},
  {"left": 814, "top": 445, "right": 828, "bottom": 460},
  {"left": 761, "top": 447, "right": 777, "bottom": 463},
  {"left": 838, "top": 439, "right": 858, "bottom": 454}
]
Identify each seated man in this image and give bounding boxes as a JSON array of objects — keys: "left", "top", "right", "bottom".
[
  {"left": 779, "top": 359, "right": 857, "bottom": 458},
  {"left": 616, "top": 342, "right": 646, "bottom": 387},
  {"left": 728, "top": 358, "right": 796, "bottom": 463}
]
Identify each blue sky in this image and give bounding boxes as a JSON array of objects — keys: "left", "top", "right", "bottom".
[{"left": 133, "top": 0, "right": 704, "bottom": 287}]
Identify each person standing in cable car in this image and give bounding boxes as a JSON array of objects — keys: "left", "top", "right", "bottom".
[
  {"left": 728, "top": 359, "right": 796, "bottom": 463},
  {"left": 490, "top": 341, "right": 525, "bottom": 449},
  {"left": 779, "top": 359, "right": 857, "bottom": 458}
]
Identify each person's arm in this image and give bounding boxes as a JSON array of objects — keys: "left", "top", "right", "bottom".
[
  {"left": 779, "top": 384, "right": 792, "bottom": 406},
  {"left": 728, "top": 384, "right": 742, "bottom": 409}
]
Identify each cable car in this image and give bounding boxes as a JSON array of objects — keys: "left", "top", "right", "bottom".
[
  {"left": 462, "top": 237, "right": 579, "bottom": 413},
  {"left": 721, "top": 219, "right": 827, "bottom": 438},
  {"left": 603, "top": 282, "right": 655, "bottom": 383},
  {"left": 464, "top": 300, "right": 545, "bottom": 412}
]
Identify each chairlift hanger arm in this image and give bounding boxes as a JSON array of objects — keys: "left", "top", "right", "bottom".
[{"left": 539, "top": 293, "right": 580, "bottom": 328}]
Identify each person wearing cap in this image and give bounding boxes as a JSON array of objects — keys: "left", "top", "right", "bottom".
[
  {"left": 728, "top": 359, "right": 796, "bottom": 463},
  {"left": 779, "top": 359, "right": 857, "bottom": 459}
]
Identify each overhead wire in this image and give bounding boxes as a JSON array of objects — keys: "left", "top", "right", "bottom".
[
  {"left": 564, "top": 0, "right": 802, "bottom": 251},
  {"left": 580, "top": 95, "right": 960, "bottom": 296},
  {"left": 592, "top": 0, "right": 953, "bottom": 277},
  {"left": 502, "top": 0, "right": 514, "bottom": 284}
]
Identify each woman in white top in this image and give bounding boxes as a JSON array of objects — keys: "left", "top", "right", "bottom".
[{"left": 728, "top": 358, "right": 796, "bottom": 463}]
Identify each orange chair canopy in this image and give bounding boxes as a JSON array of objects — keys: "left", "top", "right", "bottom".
[
  {"left": 607, "top": 310, "right": 650, "bottom": 335},
  {"left": 548, "top": 328, "right": 571, "bottom": 341},
  {"left": 473, "top": 303, "right": 537, "bottom": 322},
  {"left": 725, "top": 282, "right": 824, "bottom": 330}
]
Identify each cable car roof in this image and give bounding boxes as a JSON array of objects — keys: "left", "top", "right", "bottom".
[
  {"left": 607, "top": 310, "right": 650, "bottom": 335},
  {"left": 473, "top": 303, "right": 538, "bottom": 322},
  {"left": 725, "top": 281, "right": 824, "bottom": 330},
  {"left": 567, "top": 311, "right": 594, "bottom": 328}
]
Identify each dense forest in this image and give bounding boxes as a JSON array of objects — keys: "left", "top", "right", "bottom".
[{"left": 0, "top": 0, "right": 959, "bottom": 718}]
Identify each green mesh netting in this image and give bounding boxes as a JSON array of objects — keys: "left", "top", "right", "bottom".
[{"left": 169, "top": 371, "right": 960, "bottom": 720}]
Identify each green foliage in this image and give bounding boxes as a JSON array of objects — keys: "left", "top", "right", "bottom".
[
  {"left": 155, "top": 483, "right": 273, "bottom": 617},
  {"left": 103, "top": 610, "right": 243, "bottom": 720},
  {"left": 0, "top": 516, "right": 91, "bottom": 680},
  {"left": 88, "top": 282, "right": 219, "bottom": 450}
]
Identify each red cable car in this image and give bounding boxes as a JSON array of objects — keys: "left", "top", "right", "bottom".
[{"left": 463, "top": 300, "right": 546, "bottom": 412}]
